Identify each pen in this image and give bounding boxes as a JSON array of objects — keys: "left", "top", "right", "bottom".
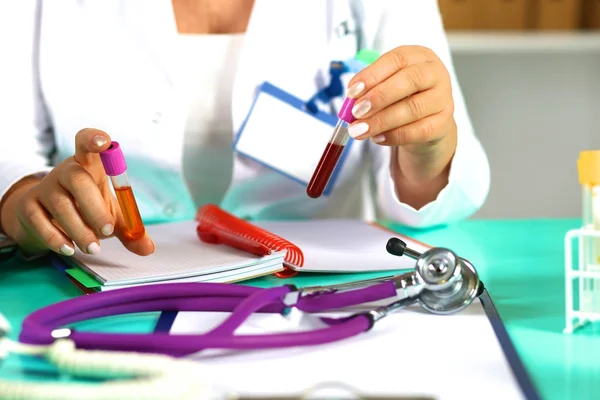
[{"left": 197, "top": 225, "right": 272, "bottom": 257}]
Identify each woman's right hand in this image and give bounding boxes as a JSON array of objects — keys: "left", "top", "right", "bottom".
[{"left": 0, "top": 128, "right": 155, "bottom": 257}]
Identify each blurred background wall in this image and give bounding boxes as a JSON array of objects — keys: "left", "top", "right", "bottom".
[{"left": 438, "top": 0, "right": 600, "bottom": 219}]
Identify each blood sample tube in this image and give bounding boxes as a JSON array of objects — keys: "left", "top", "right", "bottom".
[
  {"left": 99, "top": 141, "right": 145, "bottom": 241},
  {"left": 306, "top": 97, "right": 356, "bottom": 198}
]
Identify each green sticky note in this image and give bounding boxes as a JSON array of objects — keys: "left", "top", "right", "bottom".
[
  {"left": 355, "top": 49, "right": 380, "bottom": 65},
  {"left": 66, "top": 267, "right": 102, "bottom": 288}
]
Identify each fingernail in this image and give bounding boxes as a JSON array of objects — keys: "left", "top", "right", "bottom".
[
  {"left": 101, "top": 224, "right": 114, "bottom": 236},
  {"left": 93, "top": 135, "right": 107, "bottom": 147},
  {"left": 370, "top": 134, "right": 386, "bottom": 144},
  {"left": 347, "top": 81, "right": 365, "bottom": 98},
  {"left": 87, "top": 242, "right": 101, "bottom": 255},
  {"left": 352, "top": 99, "right": 371, "bottom": 119},
  {"left": 60, "top": 244, "right": 75, "bottom": 256},
  {"left": 348, "top": 122, "right": 369, "bottom": 138}
]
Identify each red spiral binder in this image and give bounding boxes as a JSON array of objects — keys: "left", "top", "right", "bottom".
[{"left": 195, "top": 204, "right": 304, "bottom": 278}]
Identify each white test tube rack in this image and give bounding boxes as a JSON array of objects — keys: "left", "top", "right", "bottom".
[{"left": 564, "top": 227, "right": 600, "bottom": 334}]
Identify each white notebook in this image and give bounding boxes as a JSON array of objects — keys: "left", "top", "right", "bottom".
[
  {"left": 69, "top": 220, "right": 286, "bottom": 289},
  {"left": 68, "top": 218, "right": 429, "bottom": 291}
]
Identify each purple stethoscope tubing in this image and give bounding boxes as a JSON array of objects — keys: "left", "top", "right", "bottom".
[{"left": 19, "top": 281, "right": 398, "bottom": 357}]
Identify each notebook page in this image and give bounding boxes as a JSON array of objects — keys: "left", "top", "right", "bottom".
[
  {"left": 71, "top": 220, "right": 285, "bottom": 286},
  {"left": 254, "top": 220, "right": 430, "bottom": 272},
  {"left": 98, "top": 261, "right": 283, "bottom": 291},
  {"left": 171, "top": 299, "right": 525, "bottom": 400}
]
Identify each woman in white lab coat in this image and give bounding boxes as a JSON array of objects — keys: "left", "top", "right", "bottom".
[{"left": 0, "top": 0, "right": 490, "bottom": 259}]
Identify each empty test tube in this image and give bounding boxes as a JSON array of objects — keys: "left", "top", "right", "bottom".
[
  {"left": 578, "top": 150, "right": 600, "bottom": 312},
  {"left": 99, "top": 142, "right": 145, "bottom": 241},
  {"left": 306, "top": 97, "right": 357, "bottom": 199}
]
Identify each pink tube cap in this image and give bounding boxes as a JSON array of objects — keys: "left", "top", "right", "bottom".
[
  {"left": 99, "top": 141, "right": 127, "bottom": 176},
  {"left": 338, "top": 97, "right": 357, "bottom": 124}
]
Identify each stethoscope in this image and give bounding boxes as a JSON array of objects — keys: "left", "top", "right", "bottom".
[{"left": 0, "top": 236, "right": 482, "bottom": 399}]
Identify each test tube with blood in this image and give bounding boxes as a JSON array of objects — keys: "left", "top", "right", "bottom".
[
  {"left": 99, "top": 141, "right": 146, "bottom": 241},
  {"left": 306, "top": 97, "right": 356, "bottom": 198}
]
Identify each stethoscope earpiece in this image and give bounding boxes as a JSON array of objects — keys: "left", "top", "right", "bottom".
[{"left": 386, "top": 237, "right": 407, "bottom": 257}]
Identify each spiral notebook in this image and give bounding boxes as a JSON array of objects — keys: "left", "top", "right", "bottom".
[
  {"left": 195, "top": 204, "right": 430, "bottom": 277},
  {"left": 63, "top": 204, "right": 429, "bottom": 291},
  {"left": 62, "top": 216, "right": 287, "bottom": 292}
]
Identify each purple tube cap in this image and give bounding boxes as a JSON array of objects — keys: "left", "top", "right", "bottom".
[
  {"left": 338, "top": 97, "right": 357, "bottom": 124},
  {"left": 99, "top": 141, "right": 127, "bottom": 176}
]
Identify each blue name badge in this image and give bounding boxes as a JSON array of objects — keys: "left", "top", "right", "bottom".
[{"left": 233, "top": 82, "right": 354, "bottom": 196}]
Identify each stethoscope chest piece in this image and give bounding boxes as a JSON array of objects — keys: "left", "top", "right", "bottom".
[
  {"left": 417, "top": 253, "right": 480, "bottom": 315},
  {"left": 386, "top": 238, "right": 482, "bottom": 315}
]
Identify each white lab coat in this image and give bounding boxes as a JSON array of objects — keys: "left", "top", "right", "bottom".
[{"left": 0, "top": 0, "right": 490, "bottom": 228}]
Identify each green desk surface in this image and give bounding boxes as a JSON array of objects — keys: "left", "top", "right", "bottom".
[{"left": 0, "top": 218, "right": 598, "bottom": 399}]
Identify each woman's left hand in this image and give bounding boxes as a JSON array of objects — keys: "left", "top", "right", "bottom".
[
  {"left": 346, "top": 45, "right": 455, "bottom": 150},
  {"left": 345, "top": 45, "right": 458, "bottom": 208}
]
